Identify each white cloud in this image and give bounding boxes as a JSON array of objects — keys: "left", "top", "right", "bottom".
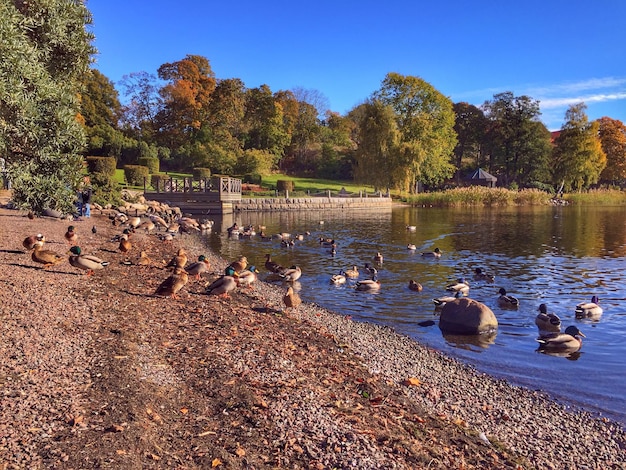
[{"left": 539, "top": 91, "right": 626, "bottom": 109}]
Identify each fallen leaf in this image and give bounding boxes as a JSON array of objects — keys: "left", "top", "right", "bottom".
[
  {"left": 235, "top": 447, "right": 245, "bottom": 457},
  {"left": 116, "top": 449, "right": 127, "bottom": 455},
  {"left": 180, "top": 408, "right": 189, "bottom": 414},
  {"left": 402, "top": 377, "right": 421, "bottom": 387},
  {"left": 212, "top": 458, "right": 222, "bottom": 467}
]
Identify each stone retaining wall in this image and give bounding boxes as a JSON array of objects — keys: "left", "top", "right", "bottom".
[{"left": 233, "top": 196, "right": 392, "bottom": 212}]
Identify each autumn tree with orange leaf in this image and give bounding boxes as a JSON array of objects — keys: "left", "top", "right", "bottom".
[{"left": 598, "top": 117, "right": 626, "bottom": 186}]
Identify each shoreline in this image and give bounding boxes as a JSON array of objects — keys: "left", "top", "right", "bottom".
[{"left": 1, "top": 207, "right": 624, "bottom": 469}]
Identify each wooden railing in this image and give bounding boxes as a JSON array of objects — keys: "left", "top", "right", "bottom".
[{"left": 144, "top": 176, "right": 242, "bottom": 202}]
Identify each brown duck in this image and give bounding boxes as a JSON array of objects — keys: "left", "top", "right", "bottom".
[
  {"left": 64, "top": 225, "right": 78, "bottom": 245},
  {"left": 283, "top": 286, "right": 302, "bottom": 312},
  {"left": 154, "top": 267, "right": 189, "bottom": 299},
  {"left": 165, "top": 248, "right": 187, "bottom": 270},
  {"left": 31, "top": 241, "right": 64, "bottom": 269}
]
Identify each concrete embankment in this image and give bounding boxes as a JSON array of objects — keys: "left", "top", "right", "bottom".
[{"left": 233, "top": 195, "right": 392, "bottom": 212}]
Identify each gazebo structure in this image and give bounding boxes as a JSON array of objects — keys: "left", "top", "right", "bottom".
[{"left": 468, "top": 168, "right": 497, "bottom": 188}]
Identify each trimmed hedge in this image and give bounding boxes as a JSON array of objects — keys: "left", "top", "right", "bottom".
[
  {"left": 243, "top": 173, "right": 262, "bottom": 185},
  {"left": 192, "top": 167, "right": 212, "bottom": 179},
  {"left": 150, "top": 173, "right": 171, "bottom": 191},
  {"left": 123, "top": 165, "right": 149, "bottom": 186},
  {"left": 85, "top": 156, "right": 116, "bottom": 176},
  {"left": 276, "top": 180, "right": 294, "bottom": 192},
  {"left": 138, "top": 156, "right": 160, "bottom": 174}
]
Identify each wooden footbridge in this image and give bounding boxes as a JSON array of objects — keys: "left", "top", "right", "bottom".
[{"left": 143, "top": 176, "right": 241, "bottom": 214}]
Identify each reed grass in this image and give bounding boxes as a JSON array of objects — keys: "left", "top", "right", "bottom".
[
  {"left": 564, "top": 189, "right": 626, "bottom": 205},
  {"left": 403, "top": 187, "right": 553, "bottom": 207}
]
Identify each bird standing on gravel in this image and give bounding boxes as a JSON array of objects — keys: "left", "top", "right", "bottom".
[
  {"left": 283, "top": 286, "right": 301, "bottom": 311},
  {"left": 64, "top": 225, "right": 78, "bottom": 245},
  {"left": 185, "top": 255, "right": 210, "bottom": 280},
  {"left": 31, "top": 241, "right": 64, "bottom": 269},
  {"left": 154, "top": 267, "right": 188, "bottom": 299},
  {"left": 23, "top": 233, "right": 45, "bottom": 251},
  {"left": 68, "top": 246, "right": 110, "bottom": 276},
  {"left": 165, "top": 248, "right": 187, "bottom": 271}
]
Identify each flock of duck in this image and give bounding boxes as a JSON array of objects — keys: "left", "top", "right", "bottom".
[
  {"left": 226, "top": 223, "right": 603, "bottom": 357},
  {"left": 22, "top": 213, "right": 603, "bottom": 355},
  {"left": 21, "top": 213, "right": 303, "bottom": 312}
]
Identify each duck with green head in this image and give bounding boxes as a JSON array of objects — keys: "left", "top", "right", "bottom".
[
  {"left": 536, "top": 325, "right": 585, "bottom": 353},
  {"left": 69, "top": 246, "right": 110, "bottom": 276},
  {"left": 186, "top": 255, "right": 210, "bottom": 280}
]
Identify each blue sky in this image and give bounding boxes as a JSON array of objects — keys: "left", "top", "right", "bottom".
[{"left": 88, "top": 0, "right": 626, "bottom": 131}]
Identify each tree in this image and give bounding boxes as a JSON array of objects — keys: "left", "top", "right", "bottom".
[
  {"left": 482, "top": 92, "right": 551, "bottom": 187},
  {"left": 118, "top": 71, "right": 162, "bottom": 142},
  {"left": 552, "top": 103, "right": 606, "bottom": 191},
  {"left": 372, "top": 73, "right": 456, "bottom": 191},
  {"left": 597, "top": 117, "right": 626, "bottom": 185},
  {"left": 453, "top": 102, "right": 488, "bottom": 181},
  {"left": 1, "top": 0, "right": 94, "bottom": 214},
  {"left": 156, "top": 55, "right": 216, "bottom": 149}
]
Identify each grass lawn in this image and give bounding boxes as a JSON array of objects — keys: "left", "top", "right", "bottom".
[{"left": 260, "top": 174, "right": 375, "bottom": 194}]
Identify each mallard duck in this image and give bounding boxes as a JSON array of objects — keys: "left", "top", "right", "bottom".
[
  {"left": 474, "top": 267, "right": 495, "bottom": 282},
  {"left": 497, "top": 287, "right": 519, "bottom": 308},
  {"left": 344, "top": 265, "right": 359, "bottom": 279},
  {"left": 118, "top": 230, "right": 132, "bottom": 253},
  {"left": 31, "top": 241, "right": 64, "bottom": 269},
  {"left": 406, "top": 225, "right": 417, "bottom": 232},
  {"left": 575, "top": 296, "right": 603, "bottom": 318},
  {"left": 64, "top": 225, "right": 78, "bottom": 245},
  {"left": 165, "top": 248, "right": 187, "bottom": 270},
  {"left": 433, "top": 291, "right": 462, "bottom": 310},
  {"left": 283, "top": 286, "right": 302, "bottom": 310},
  {"left": 280, "top": 265, "right": 302, "bottom": 282},
  {"left": 446, "top": 278, "right": 470, "bottom": 294},
  {"left": 364, "top": 263, "right": 378, "bottom": 276},
  {"left": 407, "top": 244, "right": 417, "bottom": 251},
  {"left": 186, "top": 255, "right": 210, "bottom": 280},
  {"left": 330, "top": 270, "right": 346, "bottom": 285},
  {"left": 422, "top": 247, "right": 441, "bottom": 258},
  {"left": 23, "top": 233, "right": 45, "bottom": 251},
  {"left": 536, "top": 326, "right": 585, "bottom": 353},
  {"left": 154, "top": 267, "right": 189, "bottom": 299},
  {"left": 264, "top": 253, "right": 284, "bottom": 273},
  {"left": 356, "top": 276, "right": 381, "bottom": 292},
  {"left": 237, "top": 266, "right": 259, "bottom": 288},
  {"left": 535, "top": 304, "right": 561, "bottom": 333},
  {"left": 207, "top": 275, "right": 237, "bottom": 297},
  {"left": 408, "top": 280, "right": 423, "bottom": 292},
  {"left": 319, "top": 237, "right": 334, "bottom": 247},
  {"left": 374, "top": 252, "right": 384, "bottom": 264},
  {"left": 228, "top": 256, "right": 248, "bottom": 274},
  {"left": 68, "top": 246, "right": 110, "bottom": 276}
]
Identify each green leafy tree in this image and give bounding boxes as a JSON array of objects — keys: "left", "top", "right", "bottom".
[
  {"left": 118, "top": 71, "right": 162, "bottom": 142},
  {"left": 1, "top": 0, "right": 94, "bottom": 214},
  {"left": 372, "top": 73, "right": 456, "bottom": 191},
  {"left": 453, "top": 102, "right": 488, "bottom": 181},
  {"left": 597, "top": 117, "right": 626, "bottom": 185},
  {"left": 552, "top": 103, "right": 606, "bottom": 191},
  {"left": 482, "top": 92, "right": 551, "bottom": 187}
]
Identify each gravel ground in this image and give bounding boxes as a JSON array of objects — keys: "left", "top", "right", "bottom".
[{"left": 0, "top": 206, "right": 624, "bottom": 469}]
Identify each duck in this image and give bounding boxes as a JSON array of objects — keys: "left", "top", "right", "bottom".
[
  {"left": 68, "top": 246, "right": 110, "bottom": 276},
  {"left": 474, "top": 267, "right": 495, "bottom": 283},
  {"left": 149, "top": 214, "right": 169, "bottom": 230},
  {"left": 329, "top": 244, "right": 337, "bottom": 256},
  {"left": 330, "top": 271, "right": 347, "bottom": 285},
  {"left": 283, "top": 286, "right": 302, "bottom": 311},
  {"left": 408, "top": 280, "right": 423, "bottom": 292},
  {"left": 280, "top": 265, "right": 302, "bottom": 282},
  {"left": 31, "top": 241, "right": 64, "bottom": 269},
  {"left": 373, "top": 252, "right": 384, "bottom": 264},
  {"left": 264, "top": 253, "right": 284, "bottom": 273},
  {"left": 575, "top": 296, "right": 603, "bottom": 319},
  {"left": 154, "top": 267, "right": 189, "bottom": 299},
  {"left": 118, "top": 230, "right": 132, "bottom": 253},
  {"left": 406, "top": 225, "right": 417, "bottom": 232},
  {"left": 344, "top": 265, "right": 359, "bottom": 279},
  {"left": 497, "top": 287, "right": 519, "bottom": 308},
  {"left": 356, "top": 276, "right": 381, "bottom": 292},
  {"left": 364, "top": 263, "right": 378, "bottom": 276},
  {"left": 185, "top": 255, "right": 211, "bottom": 280},
  {"left": 228, "top": 256, "right": 248, "bottom": 275},
  {"left": 138, "top": 220, "right": 156, "bottom": 233},
  {"left": 207, "top": 275, "right": 238, "bottom": 297},
  {"left": 536, "top": 326, "right": 585, "bottom": 353},
  {"left": 136, "top": 250, "right": 152, "bottom": 266},
  {"left": 237, "top": 266, "right": 259, "bottom": 288},
  {"left": 64, "top": 225, "right": 78, "bottom": 245},
  {"left": 445, "top": 278, "right": 470, "bottom": 294},
  {"left": 319, "top": 237, "right": 335, "bottom": 247},
  {"left": 422, "top": 247, "right": 442, "bottom": 258},
  {"left": 432, "top": 291, "right": 462, "bottom": 310},
  {"left": 407, "top": 244, "right": 417, "bottom": 251},
  {"left": 126, "top": 216, "right": 142, "bottom": 230},
  {"left": 535, "top": 304, "right": 561, "bottom": 333},
  {"left": 23, "top": 233, "right": 45, "bottom": 251},
  {"left": 165, "top": 248, "right": 187, "bottom": 270}
]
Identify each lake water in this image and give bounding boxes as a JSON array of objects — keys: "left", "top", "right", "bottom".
[{"left": 201, "top": 204, "right": 626, "bottom": 425}]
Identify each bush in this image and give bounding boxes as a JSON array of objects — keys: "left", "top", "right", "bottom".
[
  {"left": 138, "top": 156, "right": 160, "bottom": 174},
  {"left": 276, "top": 180, "right": 294, "bottom": 192},
  {"left": 150, "top": 173, "right": 171, "bottom": 191},
  {"left": 243, "top": 173, "right": 262, "bottom": 185},
  {"left": 192, "top": 167, "right": 212, "bottom": 179},
  {"left": 85, "top": 156, "right": 116, "bottom": 176},
  {"left": 123, "top": 165, "right": 149, "bottom": 187}
]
